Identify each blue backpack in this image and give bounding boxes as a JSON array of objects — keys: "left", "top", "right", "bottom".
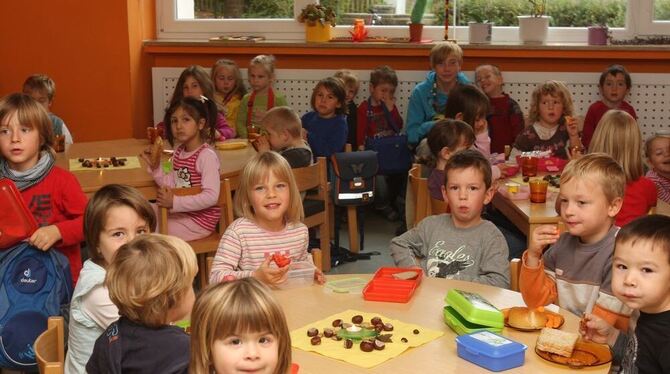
[{"left": 0, "top": 242, "right": 73, "bottom": 370}]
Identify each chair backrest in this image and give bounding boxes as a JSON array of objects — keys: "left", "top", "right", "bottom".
[
  {"left": 510, "top": 258, "right": 521, "bottom": 292},
  {"left": 292, "top": 157, "right": 327, "bottom": 194},
  {"left": 408, "top": 164, "right": 429, "bottom": 228},
  {"left": 34, "top": 316, "right": 64, "bottom": 374}
]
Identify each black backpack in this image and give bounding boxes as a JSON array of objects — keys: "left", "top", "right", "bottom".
[{"left": 330, "top": 151, "right": 378, "bottom": 206}]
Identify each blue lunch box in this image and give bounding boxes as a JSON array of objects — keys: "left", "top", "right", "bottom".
[{"left": 455, "top": 331, "right": 527, "bottom": 372}]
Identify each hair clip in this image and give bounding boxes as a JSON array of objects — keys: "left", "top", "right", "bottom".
[{"left": 198, "top": 95, "right": 209, "bottom": 103}]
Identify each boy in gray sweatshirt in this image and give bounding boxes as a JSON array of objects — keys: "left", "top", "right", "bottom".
[{"left": 391, "top": 149, "right": 509, "bottom": 288}]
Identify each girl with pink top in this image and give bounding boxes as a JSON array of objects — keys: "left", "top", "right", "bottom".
[
  {"left": 142, "top": 96, "right": 221, "bottom": 241},
  {"left": 209, "top": 151, "right": 325, "bottom": 286}
]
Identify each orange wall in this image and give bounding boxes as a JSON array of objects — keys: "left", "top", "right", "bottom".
[{"left": 0, "top": 1, "right": 155, "bottom": 141}]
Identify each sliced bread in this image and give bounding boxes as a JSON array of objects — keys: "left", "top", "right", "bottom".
[{"left": 536, "top": 327, "right": 579, "bottom": 357}]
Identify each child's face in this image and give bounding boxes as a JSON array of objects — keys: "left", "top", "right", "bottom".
[
  {"left": 0, "top": 112, "right": 41, "bottom": 172},
  {"left": 313, "top": 85, "right": 341, "bottom": 119},
  {"left": 433, "top": 54, "right": 461, "bottom": 86},
  {"left": 558, "top": 176, "right": 622, "bottom": 244},
  {"left": 170, "top": 107, "right": 205, "bottom": 150},
  {"left": 442, "top": 166, "right": 493, "bottom": 228},
  {"left": 214, "top": 66, "right": 237, "bottom": 95},
  {"left": 250, "top": 170, "right": 290, "bottom": 229},
  {"left": 23, "top": 88, "right": 52, "bottom": 111},
  {"left": 344, "top": 84, "right": 358, "bottom": 103},
  {"left": 370, "top": 82, "right": 395, "bottom": 104},
  {"left": 612, "top": 239, "right": 670, "bottom": 313},
  {"left": 248, "top": 65, "right": 272, "bottom": 93},
  {"left": 475, "top": 66, "right": 504, "bottom": 98},
  {"left": 212, "top": 331, "right": 279, "bottom": 374},
  {"left": 98, "top": 205, "right": 149, "bottom": 265},
  {"left": 182, "top": 76, "right": 204, "bottom": 99},
  {"left": 538, "top": 94, "right": 564, "bottom": 127},
  {"left": 600, "top": 73, "right": 629, "bottom": 107},
  {"left": 647, "top": 137, "right": 670, "bottom": 177}
]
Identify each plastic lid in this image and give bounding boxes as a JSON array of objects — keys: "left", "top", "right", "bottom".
[
  {"left": 456, "top": 331, "right": 527, "bottom": 358},
  {"left": 444, "top": 306, "right": 503, "bottom": 336},
  {"left": 445, "top": 289, "right": 504, "bottom": 328}
]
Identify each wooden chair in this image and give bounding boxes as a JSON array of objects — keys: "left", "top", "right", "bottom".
[
  {"left": 34, "top": 316, "right": 64, "bottom": 374},
  {"left": 293, "top": 157, "right": 331, "bottom": 271},
  {"left": 408, "top": 164, "right": 429, "bottom": 228},
  {"left": 159, "top": 176, "right": 239, "bottom": 289},
  {"left": 510, "top": 258, "right": 522, "bottom": 292}
]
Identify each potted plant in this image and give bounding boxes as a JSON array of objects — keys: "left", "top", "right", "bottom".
[
  {"left": 468, "top": 1, "right": 493, "bottom": 44},
  {"left": 518, "top": 0, "right": 550, "bottom": 44},
  {"left": 409, "top": 0, "right": 428, "bottom": 42},
  {"left": 587, "top": 14, "right": 609, "bottom": 45},
  {"left": 298, "top": 3, "right": 336, "bottom": 43}
]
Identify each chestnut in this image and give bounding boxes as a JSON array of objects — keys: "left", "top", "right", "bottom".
[
  {"left": 371, "top": 317, "right": 382, "bottom": 325},
  {"left": 78, "top": 158, "right": 85, "bottom": 162},
  {"left": 374, "top": 325, "right": 383, "bottom": 333},
  {"left": 332, "top": 319, "right": 343, "bottom": 328},
  {"left": 360, "top": 340, "right": 374, "bottom": 352},
  {"left": 401, "top": 337, "right": 408, "bottom": 343},
  {"left": 413, "top": 329, "right": 420, "bottom": 335},
  {"left": 344, "top": 339, "right": 353, "bottom": 349},
  {"left": 323, "top": 328, "right": 334, "bottom": 338},
  {"left": 374, "top": 339, "right": 386, "bottom": 351},
  {"left": 352, "top": 315, "right": 364, "bottom": 324},
  {"left": 383, "top": 323, "right": 394, "bottom": 331},
  {"left": 310, "top": 336, "right": 321, "bottom": 345},
  {"left": 307, "top": 328, "right": 319, "bottom": 337}
]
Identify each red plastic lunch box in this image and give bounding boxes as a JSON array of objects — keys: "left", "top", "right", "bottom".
[{"left": 362, "top": 267, "right": 423, "bottom": 303}]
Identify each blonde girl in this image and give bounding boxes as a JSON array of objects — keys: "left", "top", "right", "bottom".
[
  {"left": 0, "top": 93, "right": 86, "bottom": 283},
  {"left": 511, "top": 80, "right": 582, "bottom": 159},
  {"left": 189, "top": 278, "right": 292, "bottom": 374},
  {"left": 142, "top": 96, "right": 221, "bottom": 241},
  {"left": 589, "top": 110, "right": 656, "bottom": 226},
  {"left": 212, "top": 59, "right": 247, "bottom": 128},
  {"left": 65, "top": 184, "right": 155, "bottom": 374},
  {"left": 157, "top": 65, "right": 235, "bottom": 140},
  {"left": 210, "top": 151, "right": 324, "bottom": 285},
  {"left": 236, "top": 55, "right": 288, "bottom": 138}
]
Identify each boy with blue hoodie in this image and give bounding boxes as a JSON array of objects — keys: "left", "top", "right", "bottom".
[{"left": 406, "top": 42, "right": 471, "bottom": 146}]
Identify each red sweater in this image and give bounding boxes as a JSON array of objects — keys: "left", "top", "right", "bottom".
[
  {"left": 488, "top": 94, "right": 524, "bottom": 154},
  {"left": 582, "top": 100, "right": 637, "bottom": 149},
  {"left": 356, "top": 100, "right": 403, "bottom": 147},
  {"left": 616, "top": 177, "right": 657, "bottom": 227},
  {"left": 21, "top": 166, "right": 87, "bottom": 283}
]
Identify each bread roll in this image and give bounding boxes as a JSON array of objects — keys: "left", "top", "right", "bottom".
[
  {"left": 536, "top": 328, "right": 579, "bottom": 358},
  {"left": 508, "top": 307, "right": 547, "bottom": 329}
]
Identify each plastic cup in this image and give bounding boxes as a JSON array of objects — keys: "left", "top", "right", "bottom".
[
  {"left": 147, "top": 127, "right": 158, "bottom": 144},
  {"left": 505, "top": 182, "right": 520, "bottom": 194},
  {"left": 504, "top": 145, "right": 512, "bottom": 160},
  {"left": 53, "top": 134, "right": 65, "bottom": 153},
  {"left": 521, "top": 156, "right": 538, "bottom": 177},
  {"left": 529, "top": 179, "right": 549, "bottom": 203}
]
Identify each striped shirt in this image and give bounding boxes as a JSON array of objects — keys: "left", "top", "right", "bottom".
[
  {"left": 646, "top": 169, "right": 670, "bottom": 204},
  {"left": 210, "top": 218, "right": 310, "bottom": 283}
]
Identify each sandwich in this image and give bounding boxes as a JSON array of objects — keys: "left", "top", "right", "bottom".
[
  {"left": 508, "top": 307, "right": 547, "bottom": 329},
  {"left": 536, "top": 327, "right": 579, "bottom": 358}
]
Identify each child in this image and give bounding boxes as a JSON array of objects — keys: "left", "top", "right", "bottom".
[
  {"left": 589, "top": 110, "right": 656, "bottom": 227},
  {"left": 237, "top": 55, "right": 288, "bottom": 138},
  {"left": 580, "top": 215, "right": 670, "bottom": 373},
  {"left": 406, "top": 42, "right": 471, "bottom": 146},
  {"left": 210, "top": 151, "right": 325, "bottom": 285},
  {"left": 645, "top": 134, "right": 670, "bottom": 204},
  {"left": 211, "top": 58, "right": 247, "bottom": 129},
  {"left": 333, "top": 69, "right": 360, "bottom": 149},
  {"left": 390, "top": 149, "right": 510, "bottom": 288},
  {"left": 426, "top": 119, "right": 475, "bottom": 201},
  {"left": 0, "top": 93, "right": 86, "bottom": 283},
  {"left": 158, "top": 65, "right": 235, "bottom": 141},
  {"left": 65, "top": 184, "right": 155, "bottom": 374},
  {"left": 357, "top": 65, "right": 405, "bottom": 220},
  {"left": 582, "top": 64, "right": 637, "bottom": 148},
  {"left": 189, "top": 278, "right": 292, "bottom": 374},
  {"left": 474, "top": 64, "right": 524, "bottom": 154},
  {"left": 255, "top": 106, "right": 313, "bottom": 168},
  {"left": 444, "top": 84, "right": 492, "bottom": 157},
  {"left": 301, "top": 77, "right": 348, "bottom": 159},
  {"left": 511, "top": 80, "right": 582, "bottom": 159},
  {"left": 520, "top": 153, "right": 630, "bottom": 330},
  {"left": 142, "top": 96, "right": 221, "bottom": 241},
  {"left": 22, "top": 74, "right": 74, "bottom": 145},
  {"left": 86, "top": 234, "right": 196, "bottom": 373}
]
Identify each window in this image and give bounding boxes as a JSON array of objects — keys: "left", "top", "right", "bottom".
[{"left": 157, "top": 0, "right": 664, "bottom": 42}]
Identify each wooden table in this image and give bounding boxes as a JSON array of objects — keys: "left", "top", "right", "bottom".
[
  {"left": 275, "top": 275, "right": 609, "bottom": 374},
  {"left": 55, "top": 138, "right": 257, "bottom": 198}
]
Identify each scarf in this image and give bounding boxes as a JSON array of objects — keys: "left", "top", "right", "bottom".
[{"left": 0, "top": 151, "right": 55, "bottom": 191}]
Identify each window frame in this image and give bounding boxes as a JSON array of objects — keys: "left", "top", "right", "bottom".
[{"left": 157, "top": 0, "right": 653, "bottom": 43}]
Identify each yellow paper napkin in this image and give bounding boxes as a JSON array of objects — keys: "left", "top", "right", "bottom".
[
  {"left": 291, "top": 309, "right": 443, "bottom": 369},
  {"left": 69, "top": 156, "right": 141, "bottom": 172}
]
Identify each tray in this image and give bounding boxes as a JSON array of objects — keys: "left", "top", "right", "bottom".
[
  {"left": 362, "top": 267, "right": 422, "bottom": 303},
  {"left": 501, "top": 307, "right": 565, "bottom": 331},
  {"left": 535, "top": 340, "right": 612, "bottom": 368},
  {"left": 0, "top": 179, "right": 39, "bottom": 249},
  {"left": 215, "top": 141, "right": 248, "bottom": 150}
]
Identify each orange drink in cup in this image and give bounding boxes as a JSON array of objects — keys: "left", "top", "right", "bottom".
[
  {"left": 521, "top": 154, "right": 539, "bottom": 177},
  {"left": 53, "top": 134, "right": 65, "bottom": 152},
  {"left": 529, "top": 179, "right": 549, "bottom": 203}
]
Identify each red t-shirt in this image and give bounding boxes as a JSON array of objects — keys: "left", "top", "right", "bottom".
[
  {"left": 582, "top": 100, "right": 637, "bottom": 149},
  {"left": 615, "top": 176, "right": 657, "bottom": 227}
]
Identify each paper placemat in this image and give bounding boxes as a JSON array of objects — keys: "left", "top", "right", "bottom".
[
  {"left": 69, "top": 156, "right": 141, "bottom": 172},
  {"left": 291, "top": 309, "right": 443, "bottom": 368}
]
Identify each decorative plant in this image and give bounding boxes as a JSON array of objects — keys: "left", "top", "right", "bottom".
[
  {"left": 298, "top": 3, "right": 337, "bottom": 26},
  {"left": 410, "top": 0, "right": 428, "bottom": 24},
  {"left": 469, "top": 0, "right": 493, "bottom": 23},
  {"left": 528, "top": 0, "right": 547, "bottom": 17}
]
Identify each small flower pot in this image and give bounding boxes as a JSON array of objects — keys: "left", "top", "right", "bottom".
[
  {"left": 305, "top": 22, "right": 332, "bottom": 43},
  {"left": 409, "top": 23, "right": 424, "bottom": 42},
  {"left": 469, "top": 22, "right": 493, "bottom": 44},
  {"left": 587, "top": 26, "right": 608, "bottom": 45},
  {"left": 518, "top": 16, "right": 550, "bottom": 44}
]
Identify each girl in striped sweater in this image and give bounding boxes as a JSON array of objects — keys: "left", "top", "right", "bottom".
[
  {"left": 142, "top": 96, "right": 221, "bottom": 241},
  {"left": 210, "top": 151, "right": 324, "bottom": 285}
]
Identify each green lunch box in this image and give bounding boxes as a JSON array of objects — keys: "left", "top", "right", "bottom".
[{"left": 443, "top": 289, "right": 504, "bottom": 335}]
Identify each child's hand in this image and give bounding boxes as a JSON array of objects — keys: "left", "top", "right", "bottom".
[
  {"left": 565, "top": 116, "right": 580, "bottom": 138},
  {"left": 29, "top": 225, "right": 62, "bottom": 251},
  {"left": 253, "top": 135, "right": 270, "bottom": 152},
  {"left": 527, "top": 225, "right": 559, "bottom": 263},
  {"left": 253, "top": 256, "right": 289, "bottom": 285},
  {"left": 580, "top": 313, "right": 618, "bottom": 345},
  {"left": 156, "top": 186, "right": 174, "bottom": 208},
  {"left": 314, "top": 268, "right": 325, "bottom": 284},
  {"left": 382, "top": 96, "right": 396, "bottom": 111},
  {"left": 215, "top": 129, "right": 224, "bottom": 141},
  {"left": 567, "top": 145, "right": 585, "bottom": 160}
]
